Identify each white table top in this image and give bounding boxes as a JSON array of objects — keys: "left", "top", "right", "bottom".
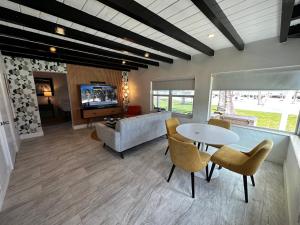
[{"left": 176, "top": 123, "right": 239, "bottom": 145}]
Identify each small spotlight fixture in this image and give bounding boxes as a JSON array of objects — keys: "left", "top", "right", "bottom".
[
  {"left": 55, "top": 26, "right": 65, "bottom": 35},
  {"left": 144, "top": 52, "right": 150, "bottom": 58},
  {"left": 123, "top": 51, "right": 128, "bottom": 54},
  {"left": 49, "top": 47, "right": 57, "bottom": 53},
  {"left": 208, "top": 34, "right": 215, "bottom": 38},
  {"left": 122, "top": 60, "right": 126, "bottom": 65}
]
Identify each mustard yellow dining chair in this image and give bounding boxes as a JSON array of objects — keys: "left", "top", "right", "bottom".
[
  {"left": 167, "top": 137, "right": 211, "bottom": 198},
  {"left": 207, "top": 139, "right": 273, "bottom": 203},
  {"left": 205, "top": 118, "right": 231, "bottom": 151},
  {"left": 165, "top": 118, "right": 192, "bottom": 155}
]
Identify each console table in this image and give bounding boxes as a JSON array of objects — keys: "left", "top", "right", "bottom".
[{"left": 81, "top": 107, "right": 123, "bottom": 127}]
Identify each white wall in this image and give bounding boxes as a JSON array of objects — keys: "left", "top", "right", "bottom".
[
  {"left": 284, "top": 136, "right": 300, "bottom": 225},
  {"left": 0, "top": 53, "right": 15, "bottom": 210},
  {"left": 129, "top": 37, "right": 300, "bottom": 164}
]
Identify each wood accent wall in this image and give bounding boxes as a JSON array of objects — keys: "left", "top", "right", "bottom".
[{"left": 66, "top": 64, "right": 123, "bottom": 126}]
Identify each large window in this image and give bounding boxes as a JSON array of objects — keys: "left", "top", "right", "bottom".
[
  {"left": 210, "top": 90, "right": 300, "bottom": 133},
  {"left": 153, "top": 90, "right": 194, "bottom": 116}
]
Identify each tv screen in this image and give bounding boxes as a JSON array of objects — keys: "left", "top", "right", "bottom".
[{"left": 80, "top": 84, "right": 118, "bottom": 109}]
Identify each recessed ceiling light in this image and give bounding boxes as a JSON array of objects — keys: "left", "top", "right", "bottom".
[
  {"left": 144, "top": 52, "right": 150, "bottom": 57},
  {"left": 122, "top": 60, "right": 126, "bottom": 64},
  {"left": 49, "top": 47, "right": 57, "bottom": 53},
  {"left": 55, "top": 26, "right": 65, "bottom": 35},
  {"left": 123, "top": 51, "right": 128, "bottom": 54},
  {"left": 208, "top": 34, "right": 215, "bottom": 38}
]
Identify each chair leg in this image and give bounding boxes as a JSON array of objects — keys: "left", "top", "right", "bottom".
[
  {"left": 205, "top": 165, "right": 209, "bottom": 180},
  {"left": 120, "top": 152, "right": 124, "bottom": 159},
  {"left": 103, "top": 143, "right": 106, "bottom": 148},
  {"left": 218, "top": 166, "right": 222, "bottom": 170},
  {"left": 165, "top": 146, "right": 169, "bottom": 155},
  {"left": 250, "top": 175, "right": 255, "bottom": 187},
  {"left": 197, "top": 142, "right": 201, "bottom": 149},
  {"left": 205, "top": 145, "right": 208, "bottom": 151},
  {"left": 167, "top": 164, "right": 176, "bottom": 182},
  {"left": 243, "top": 175, "right": 248, "bottom": 203},
  {"left": 191, "top": 172, "right": 195, "bottom": 198},
  {"left": 207, "top": 163, "right": 216, "bottom": 182}
]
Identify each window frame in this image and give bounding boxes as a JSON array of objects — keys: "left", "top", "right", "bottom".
[
  {"left": 208, "top": 89, "right": 300, "bottom": 135},
  {"left": 152, "top": 90, "right": 195, "bottom": 117}
]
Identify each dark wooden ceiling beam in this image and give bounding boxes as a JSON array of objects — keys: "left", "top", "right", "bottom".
[
  {"left": 0, "top": 25, "right": 157, "bottom": 67},
  {"left": 1, "top": 50, "right": 130, "bottom": 71},
  {"left": 96, "top": 0, "right": 214, "bottom": 56},
  {"left": 291, "top": 4, "right": 300, "bottom": 20},
  {"left": 0, "top": 35, "right": 145, "bottom": 69},
  {"left": 0, "top": 43, "right": 130, "bottom": 71},
  {"left": 280, "top": 0, "right": 295, "bottom": 42},
  {"left": 288, "top": 24, "right": 300, "bottom": 37},
  {"left": 8, "top": 0, "right": 191, "bottom": 60},
  {"left": 0, "top": 8, "right": 170, "bottom": 64},
  {"left": 190, "top": 0, "right": 244, "bottom": 50}
]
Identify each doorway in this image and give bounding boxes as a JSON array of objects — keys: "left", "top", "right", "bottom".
[{"left": 33, "top": 72, "right": 71, "bottom": 127}]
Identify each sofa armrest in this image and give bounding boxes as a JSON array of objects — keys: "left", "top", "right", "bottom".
[{"left": 95, "top": 123, "right": 121, "bottom": 152}]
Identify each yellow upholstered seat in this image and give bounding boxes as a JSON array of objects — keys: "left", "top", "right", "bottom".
[
  {"left": 165, "top": 118, "right": 192, "bottom": 155},
  {"left": 208, "top": 139, "right": 273, "bottom": 202},
  {"left": 206, "top": 118, "right": 231, "bottom": 150},
  {"left": 167, "top": 137, "right": 211, "bottom": 198}
]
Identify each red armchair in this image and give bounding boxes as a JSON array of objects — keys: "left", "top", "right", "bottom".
[{"left": 125, "top": 105, "right": 142, "bottom": 117}]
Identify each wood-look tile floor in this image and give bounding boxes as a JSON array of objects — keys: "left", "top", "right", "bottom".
[{"left": 0, "top": 123, "right": 287, "bottom": 225}]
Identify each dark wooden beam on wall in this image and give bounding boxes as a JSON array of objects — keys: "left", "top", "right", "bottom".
[
  {"left": 0, "top": 43, "right": 137, "bottom": 70},
  {"left": 97, "top": 0, "right": 214, "bottom": 56},
  {"left": 0, "top": 35, "right": 146, "bottom": 69},
  {"left": 280, "top": 0, "right": 295, "bottom": 42},
  {"left": 190, "top": 0, "right": 244, "bottom": 50},
  {"left": 0, "top": 8, "right": 171, "bottom": 64},
  {"left": 291, "top": 4, "right": 300, "bottom": 20},
  {"left": 288, "top": 24, "right": 300, "bottom": 37},
  {"left": 8, "top": 0, "right": 191, "bottom": 60},
  {"left": 0, "top": 25, "right": 157, "bottom": 67},
  {"left": 2, "top": 50, "right": 130, "bottom": 71}
]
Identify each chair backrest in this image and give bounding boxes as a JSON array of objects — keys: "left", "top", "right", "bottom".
[
  {"left": 165, "top": 117, "right": 180, "bottom": 136},
  {"left": 168, "top": 137, "right": 203, "bottom": 172},
  {"left": 243, "top": 139, "right": 273, "bottom": 175},
  {"left": 127, "top": 105, "right": 142, "bottom": 115},
  {"left": 208, "top": 118, "right": 231, "bottom": 129}
]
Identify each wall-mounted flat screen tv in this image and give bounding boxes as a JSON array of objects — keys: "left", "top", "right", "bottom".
[{"left": 80, "top": 84, "right": 118, "bottom": 109}]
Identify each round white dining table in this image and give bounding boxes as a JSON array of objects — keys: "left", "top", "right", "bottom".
[{"left": 176, "top": 123, "right": 240, "bottom": 179}]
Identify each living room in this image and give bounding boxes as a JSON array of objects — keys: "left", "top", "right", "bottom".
[{"left": 0, "top": 0, "right": 300, "bottom": 225}]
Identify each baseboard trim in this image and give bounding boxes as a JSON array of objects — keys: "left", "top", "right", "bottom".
[
  {"left": 0, "top": 168, "right": 11, "bottom": 211},
  {"left": 20, "top": 131, "right": 44, "bottom": 140},
  {"left": 283, "top": 160, "right": 291, "bottom": 225}
]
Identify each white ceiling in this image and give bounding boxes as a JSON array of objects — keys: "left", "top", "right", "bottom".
[{"left": 0, "top": 0, "right": 284, "bottom": 60}]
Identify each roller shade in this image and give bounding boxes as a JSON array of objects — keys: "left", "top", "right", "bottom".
[
  {"left": 212, "top": 67, "right": 300, "bottom": 90},
  {"left": 152, "top": 79, "right": 195, "bottom": 90}
]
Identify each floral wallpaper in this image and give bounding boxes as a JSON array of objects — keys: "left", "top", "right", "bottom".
[{"left": 3, "top": 56, "right": 67, "bottom": 135}]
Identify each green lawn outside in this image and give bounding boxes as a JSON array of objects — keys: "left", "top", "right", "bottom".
[
  {"left": 155, "top": 99, "right": 297, "bottom": 132},
  {"left": 155, "top": 98, "right": 192, "bottom": 115},
  {"left": 211, "top": 105, "right": 297, "bottom": 132}
]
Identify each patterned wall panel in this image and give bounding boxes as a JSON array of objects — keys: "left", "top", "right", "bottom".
[
  {"left": 3, "top": 56, "right": 67, "bottom": 135},
  {"left": 122, "top": 71, "right": 129, "bottom": 112}
]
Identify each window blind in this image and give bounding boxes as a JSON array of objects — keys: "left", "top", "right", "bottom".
[
  {"left": 152, "top": 79, "right": 195, "bottom": 90},
  {"left": 212, "top": 67, "right": 300, "bottom": 90}
]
